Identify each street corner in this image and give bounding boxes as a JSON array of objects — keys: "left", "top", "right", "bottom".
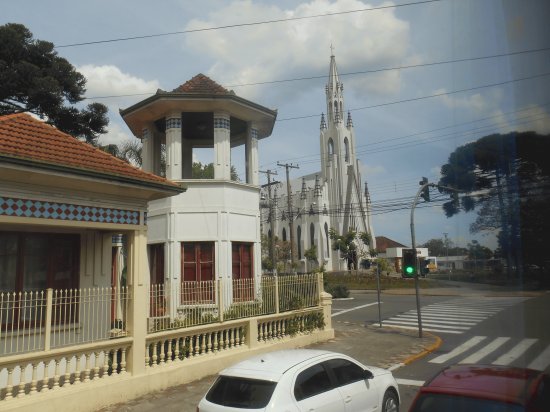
[{"left": 362, "top": 324, "right": 442, "bottom": 370}]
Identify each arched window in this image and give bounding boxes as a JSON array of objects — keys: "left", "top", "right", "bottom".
[
  {"left": 268, "top": 229, "right": 272, "bottom": 240},
  {"left": 282, "top": 228, "right": 287, "bottom": 242},
  {"left": 328, "top": 138, "right": 334, "bottom": 156},
  {"left": 344, "top": 137, "right": 350, "bottom": 162},
  {"left": 297, "top": 226, "right": 302, "bottom": 259},
  {"left": 310, "top": 223, "right": 315, "bottom": 247},
  {"left": 324, "top": 223, "right": 330, "bottom": 258}
]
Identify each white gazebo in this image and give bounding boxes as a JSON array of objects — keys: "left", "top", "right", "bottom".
[{"left": 120, "top": 74, "right": 277, "bottom": 317}]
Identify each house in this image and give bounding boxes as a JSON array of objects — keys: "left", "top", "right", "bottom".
[
  {"left": 119, "top": 74, "right": 278, "bottom": 318},
  {"left": 0, "top": 112, "right": 183, "bottom": 353},
  {"left": 260, "top": 53, "right": 376, "bottom": 272},
  {"left": 375, "top": 236, "right": 428, "bottom": 273}
]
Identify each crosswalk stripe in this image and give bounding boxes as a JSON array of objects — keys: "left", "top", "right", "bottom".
[
  {"left": 493, "top": 338, "right": 538, "bottom": 366},
  {"left": 430, "top": 336, "right": 487, "bottom": 364},
  {"left": 460, "top": 337, "right": 511, "bottom": 364},
  {"left": 383, "top": 320, "right": 471, "bottom": 330},
  {"left": 417, "top": 311, "right": 487, "bottom": 319},
  {"left": 394, "top": 316, "right": 477, "bottom": 326},
  {"left": 383, "top": 324, "right": 463, "bottom": 334},
  {"left": 527, "top": 344, "right": 550, "bottom": 371},
  {"left": 423, "top": 307, "right": 498, "bottom": 315},
  {"left": 396, "top": 378, "right": 425, "bottom": 387}
]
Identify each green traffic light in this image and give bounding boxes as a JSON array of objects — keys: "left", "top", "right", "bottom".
[{"left": 405, "top": 266, "right": 414, "bottom": 274}]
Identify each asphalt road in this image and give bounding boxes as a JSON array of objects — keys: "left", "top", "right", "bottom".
[{"left": 332, "top": 289, "right": 550, "bottom": 411}]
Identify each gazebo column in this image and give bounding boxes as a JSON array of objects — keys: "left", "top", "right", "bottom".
[
  {"left": 213, "top": 111, "right": 231, "bottom": 180},
  {"left": 246, "top": 123, "right": 259, "bottom": 185},
  {"left": 182, "top": 139, "right": 193, "bottom": 179},
  {"left": 165, "top": 112, "right": 182, "bottom": 180},
  {"left": 141, "top": 128, "right": 154, "bottom": 173}
]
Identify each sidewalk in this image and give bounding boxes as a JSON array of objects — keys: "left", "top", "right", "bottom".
[{"left": 98, "top": 321, "right": 438, "bottom": 412}]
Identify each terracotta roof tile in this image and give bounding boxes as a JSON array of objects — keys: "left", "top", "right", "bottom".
[
  {"left": 0, "top": 113, "right": 180, "bottom": 189},
  {"left": 172, "top": 73, "right": 230, "bottom": 95},
  {"left": 375, "top": 236, "right": 408, "bottom": 252}
]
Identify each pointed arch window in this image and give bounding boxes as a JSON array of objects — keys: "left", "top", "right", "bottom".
[
  {"left": 324, "top": 223, "right": 330, "bottom": 258},
  {"left": 297, "top": 226, "right": 302, "bottom": 260},
  {"left": 344, "top": 137, "right": 350, "bottom": 162},
  {"left": 328, "top": 138, "right": 334, "bottom": 160},
  {"left": 310, "top": 223, "right": 315, "bottom": 247},
  {"left": 282, "top": 228, "right": 287, "bottom": 242}
]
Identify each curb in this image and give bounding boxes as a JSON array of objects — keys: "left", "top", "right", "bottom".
[
  {"left": 404, "top": 332, "right": 442, "bottom": 365},
  {"left": 389, "top": 332, "right": 442, "bottom": 372}
]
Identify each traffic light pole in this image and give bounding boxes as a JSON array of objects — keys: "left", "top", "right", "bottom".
[{"left": 410, "top": 181, "right": 434, "bottom": 338}]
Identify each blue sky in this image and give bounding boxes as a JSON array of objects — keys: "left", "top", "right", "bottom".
[{"left": 3, "top": 0, "right": 549, "bottom": 250}]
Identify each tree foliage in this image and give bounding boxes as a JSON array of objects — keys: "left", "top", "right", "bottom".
[
  {"left": 438, "top": 132, "right": 550, "bottom": 274},
  {"left": 421, "top": 238, "right": 468, "bottom": 257},
  {"left": 192, "top": 161, "right": 239, "bottom": 181},
  {"left": 0, "top": 23, "right": 108, "bottom": 144}
]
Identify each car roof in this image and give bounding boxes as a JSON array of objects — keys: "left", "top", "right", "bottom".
[
  {"left": 421, "top": 364, "right": 545, "bottom": 405},
  {"left": 219, "top": 349, "right": 338, "bottom": 382}
]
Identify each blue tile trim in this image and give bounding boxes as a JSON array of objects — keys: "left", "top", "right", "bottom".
[
  {"left": 0, "top": 196, "right": 140, "bottom": 225},
  {"left": 166, "top": 117, "right": 182, "bottom": 129},
  {"left": 214, "top": 117, "right": 230, "bottom": 130}
]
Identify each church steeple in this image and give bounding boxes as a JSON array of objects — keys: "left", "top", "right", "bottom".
[{"left": 325, "top": 51, "right": 345, "bottom": 125}]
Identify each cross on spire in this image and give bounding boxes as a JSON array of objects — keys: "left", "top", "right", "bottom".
[{"left": 330, "top": 43, "right": 335, "bottom": 56}]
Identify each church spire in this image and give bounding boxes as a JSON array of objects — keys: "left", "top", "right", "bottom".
[{"left": 325, "top": 51, "right": 345, "bottom": 125}]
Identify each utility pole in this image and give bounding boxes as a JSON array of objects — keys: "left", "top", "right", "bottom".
[
  {"left": 260, "top": 169, "right": 278, "bottom": 275},
  {"left": 443, "top": 232, "right": 449, "bottom": 280},
  {"left": 277, "top": 162, "right": 299, "bottom": 269}
]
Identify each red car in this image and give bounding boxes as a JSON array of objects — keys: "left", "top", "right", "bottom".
[{"left": 409, "top": 364, "right": 550, "bottom": 412}]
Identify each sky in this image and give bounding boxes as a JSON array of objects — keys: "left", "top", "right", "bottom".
[{"left": 3, "top": 0, "right": 549, "bottom": 250}]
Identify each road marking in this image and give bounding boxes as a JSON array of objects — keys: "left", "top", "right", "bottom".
[
  {"left": 528, "top": 344, "right": 550, "bottom": 371},
  {"left": 430, "top": 336, "right": 487, "bottom": 364},
  {"left": 460, "top": 337, "right": 511, "bottom": 364},
  {"left": 395, "top": 315, "right": 477, "bottom": 326},
  {"left": 383, "top": 320, "right": 471, "bottom": 330},
  {"left": 493, "top": 338, "right": 538, "bottom": 366},
  {"left": 417, "top": 312, "right": 487, "bottom": 320},
  {"left": 383, "top": 324, "right": 463, "bottom": 334},
  {"left": 331, "top": 302, "right": 381, "bottom": 317},
  {"left": 423, "top": 307, "right": 499, "bottom": 315},
  {"left": 396, "top": 378, "right": 425, "bottom": 387}
]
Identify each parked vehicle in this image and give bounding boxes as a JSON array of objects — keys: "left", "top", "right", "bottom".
[
  {"left": 408, "top": 364, "right": 550, "bottom": 412},
  {"left": 197, "top": 349, "right": 400, "bottom": 412}
]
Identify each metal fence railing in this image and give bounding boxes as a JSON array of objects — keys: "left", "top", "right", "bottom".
[{"left": 0, "top": 287, "right": 129, "bottom": 356}]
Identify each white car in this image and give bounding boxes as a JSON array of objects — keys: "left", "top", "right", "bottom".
[{"left": 197, "top": 349, "right": 400, "bottom": 412}]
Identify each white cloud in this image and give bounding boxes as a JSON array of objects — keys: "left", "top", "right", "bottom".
[
  {"left": 183, "top": 0, "right": 411, "bottom": 101},
  {"left": 491, "top": 104, "right": 550, "bottom": 135},
  {"left": 361, "top": 163, "right": 386, "bottom": 177},
  {"left": 97, "top": 122, "right": 135, "bottom": 146},
  {"left": 78, "top": 64, "right": 161, "bottom": 110}
]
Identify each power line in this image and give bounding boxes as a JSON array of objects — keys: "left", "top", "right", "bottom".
[
  {"left": 278, "top": 71, "right": 550, "bottom": 121},
  {"left": 56, "top": 0, "right": 441, "bottom": 48},
  {"left": 83, "top": 47, "right": 550, "bottom": 100}
]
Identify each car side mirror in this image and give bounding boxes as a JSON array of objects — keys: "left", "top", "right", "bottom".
[{"left": 364, "top": 370, "right": 374, "bottom": 380}]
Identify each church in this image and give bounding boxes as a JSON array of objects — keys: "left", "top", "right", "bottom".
[{"left": 261, "top": 53, "right": 376, "bottom": 272}]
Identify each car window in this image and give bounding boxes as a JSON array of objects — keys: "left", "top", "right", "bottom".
[
  {"left": 205, "top": 376, "right": 277, "bottom": 409},
  {"left": 324, "top": 358, "right": 366, "bottom": 387},
  {"left": 294, "top": 363, "right": 334, "bottom": 401},
  {"left": 410, "top": 393, "right": 523, "bottom": 412}
]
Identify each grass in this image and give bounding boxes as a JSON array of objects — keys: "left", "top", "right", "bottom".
[{"left": 324, "top": 271, "right": 443, "bottom": 290}]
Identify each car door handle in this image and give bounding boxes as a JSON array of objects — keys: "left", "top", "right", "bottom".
[{"left": 344, "top": 395, "right": 352, "bottom": 403}]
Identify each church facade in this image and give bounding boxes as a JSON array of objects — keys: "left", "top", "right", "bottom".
[{"left": 262, "top": 54, "right": 376, "bottom": 272}]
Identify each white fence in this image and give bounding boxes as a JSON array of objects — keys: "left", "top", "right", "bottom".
[
  {"left": 0, "top": 273, "right": 330, "bottom": 405},
  {"left": 148, "top": 274, "right": 321, "bottom": 332},
  {"left": 0, "top": 287, "right": 129, "bottom": 356}
]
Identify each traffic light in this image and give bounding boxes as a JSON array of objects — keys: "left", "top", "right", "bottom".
[
  {"left": 419, "top": 177, "right": 430, "bottom": 202},
  {"left": 402, "top": 248, "right": 417, "bottom": 278}
]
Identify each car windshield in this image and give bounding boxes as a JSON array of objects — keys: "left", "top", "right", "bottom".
[
  {"left": 410, "top": 393, "right": 523, "bottom": 412},
  {"left": 205, "top": 376, "right": 277, "bottom": 409}
]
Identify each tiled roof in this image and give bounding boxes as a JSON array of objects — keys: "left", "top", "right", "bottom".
[
  {"left": 375, "top": 236, "right": 408, "bottom": 252},
  {"left": 0, "top": 113, "right": 180, "bottom": 189},
  {"left": 172, "top": 73, "right": 231, "bottom": 95}
]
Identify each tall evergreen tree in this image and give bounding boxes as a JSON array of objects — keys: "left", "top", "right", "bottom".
[{"left": 0, "top": 23, "right": 108, "bottom": 144}]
